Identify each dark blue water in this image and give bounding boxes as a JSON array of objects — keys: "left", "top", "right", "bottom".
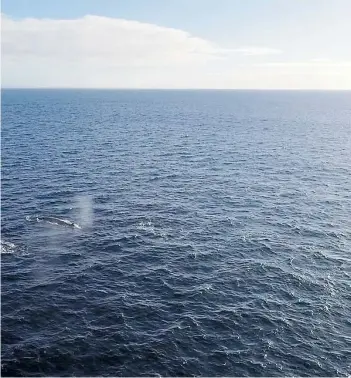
[{"left": 1, "top": 89, "right": 351, "bottom": 377}]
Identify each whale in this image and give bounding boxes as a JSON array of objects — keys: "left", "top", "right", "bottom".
[
  {"left": 26, "top": 215, "right": 81, "bottom": 229},
  {"left": 40, "top": 216, "right": 80, "bottom": 228}
]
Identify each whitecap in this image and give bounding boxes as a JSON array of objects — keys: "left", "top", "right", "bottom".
[{"left": 0, "top": 240, "right": 16, "bottom": 254}]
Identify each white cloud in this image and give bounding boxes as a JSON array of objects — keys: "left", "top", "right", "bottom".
[
  {"left": 1, "top": 14, "right": 286, "bottom": 88},
  {"left": 1, "top": 14, "right": 222, "bottom": 68},
  {"left": 1, "top": 14, "right": 350, "bottom": 89}
]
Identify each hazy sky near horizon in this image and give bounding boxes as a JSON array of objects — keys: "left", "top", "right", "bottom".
[{"left": 2, "top": 0, "right": 351, "bottom": 89}]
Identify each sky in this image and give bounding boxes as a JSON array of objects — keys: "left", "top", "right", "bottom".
[{"left": 1, "top": 0, "right": 351, "bottom": 89}]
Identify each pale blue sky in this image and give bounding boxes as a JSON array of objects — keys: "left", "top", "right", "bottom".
[{"left": 2, "top": 0, "right": 351, "bottom": 88}]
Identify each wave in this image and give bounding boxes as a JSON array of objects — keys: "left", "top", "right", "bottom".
[{"left": 136, "top": 220, "right": 167, "bottom": 238}]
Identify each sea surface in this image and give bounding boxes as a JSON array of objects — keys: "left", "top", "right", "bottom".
[{"left": 1, "top": 89, "right": 351, "bottom": 377}]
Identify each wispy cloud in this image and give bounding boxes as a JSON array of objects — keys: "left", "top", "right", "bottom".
[
  {"left": 230, "top": 47, "right": 282, "bottom": 56},
  {"left": 255, "top": 60, "right": 351, "bottom": 68}
]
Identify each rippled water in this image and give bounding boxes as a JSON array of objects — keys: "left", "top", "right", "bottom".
[{"left": 1, "top": 89, "right": 351, "bottom": 376}]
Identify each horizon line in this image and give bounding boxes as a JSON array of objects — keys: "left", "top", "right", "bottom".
[{"left": 2, "top": 87, "right": 351, "bottom": 91}]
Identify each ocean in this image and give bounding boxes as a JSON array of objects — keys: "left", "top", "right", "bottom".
[{"left": 1, "top": 89, "right": 350, "bottom": 376}]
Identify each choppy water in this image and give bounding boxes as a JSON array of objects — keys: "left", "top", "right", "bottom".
[{"left": 1, "top": 89, "right": 351, "bottom": 376}]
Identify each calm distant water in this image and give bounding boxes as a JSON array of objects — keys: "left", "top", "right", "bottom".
[{"left": 1, "top": 89, "right": 351, "bottom": 377}]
